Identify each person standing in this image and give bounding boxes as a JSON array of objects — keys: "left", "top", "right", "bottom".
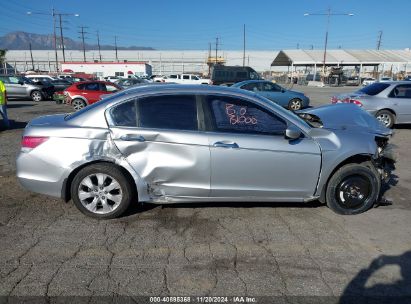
[{"left": 0, "top": 79, "right": 10, "bottom": 129}]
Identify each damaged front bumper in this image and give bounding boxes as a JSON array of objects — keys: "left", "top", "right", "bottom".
[{"left": 374, "top": 143, "right": 397, "bottom": 182}]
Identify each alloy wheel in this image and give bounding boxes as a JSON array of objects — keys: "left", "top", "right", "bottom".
[
  {"left": 73, "top": 99, "right": 86, "bottom": 111},
  {"left": 31, "top": 91, "right": 42, "bottom": 102},
  {"left": 78, "top": 173, "right": 123, "bottom": 214},
  {"left": 376, "top": 113, "right": 391, "bottom": 128},
  {"left": 289, "top": 99, "right": 302, "bottom": 111}
]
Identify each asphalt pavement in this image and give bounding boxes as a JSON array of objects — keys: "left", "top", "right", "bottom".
[{"left": 0, "top": 85, "right": 410, "bottom": 302}]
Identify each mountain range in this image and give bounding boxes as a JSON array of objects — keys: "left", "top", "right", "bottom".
[{"left": 0, "top": 31, "right": 155, "bottom": 50}]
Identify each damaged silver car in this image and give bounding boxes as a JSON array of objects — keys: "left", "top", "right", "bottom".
[{"left": 16, "top": 85, "right": 396, "bottom": 219}]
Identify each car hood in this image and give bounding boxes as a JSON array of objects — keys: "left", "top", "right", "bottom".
[{"left": 299, "top": 104, "right": 391, "bottom": 136}]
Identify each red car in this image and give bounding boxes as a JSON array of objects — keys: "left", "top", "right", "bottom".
[{"left": 64, "top": 81, "right": 122, "bottom": 111}]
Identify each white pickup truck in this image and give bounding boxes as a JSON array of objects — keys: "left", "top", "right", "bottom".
[{"left": 164, "top": 74, "right": 211, "bottom": 85}]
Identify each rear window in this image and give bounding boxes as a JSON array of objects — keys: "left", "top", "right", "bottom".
[{"left": 357, "top": 83, "right": 390, "bottom": 96}]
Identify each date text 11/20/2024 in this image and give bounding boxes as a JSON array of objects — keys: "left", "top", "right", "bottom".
[{"left": 149, "top": 296, "right": 257, "bottom": 303}]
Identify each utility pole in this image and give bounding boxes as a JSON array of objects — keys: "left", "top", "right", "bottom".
[
  {"left": 297, "top": 43, "right": 299, "bottom": 49},
  {"left": 57, "top": 14, "right": 66, "bottom": 62},
  {"left": 54, "top": 11, "right": 79, "bottom": 63},
  {"left": 375, "top": 31, "right": 383, "bottom": 77},
  {"left": 52, "top": 9, "right": 58, "bottom": 71},
  {"left": 29, "top": 42, "right": 34, "bottom": 70},
  {"left": 377, "top": 30, "right": 383, "bottom": 50},
  {"left": 114, "top": 36, "right": 118, "bottom": 62},
  {"left": 96, "top": 30, "right": 102, "bottom": 61},
  {"left": 243, "top": 24, "right": 246, "bottom": 67},
  {"left": 78, "top": 26, "right": 88, "bottom": 62},
  {"left": 215, "top": 37, "right": 219, "bottom": 64}
]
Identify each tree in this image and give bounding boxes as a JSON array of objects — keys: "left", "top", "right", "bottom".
[{"left": 0, "top": 49, "right": 6, "bottom": 63}]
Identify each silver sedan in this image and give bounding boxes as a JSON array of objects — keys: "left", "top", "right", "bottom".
[
  {"left": 17, "top": 85, "right": 395, "bottom": 218},
  {"left": 332, "top": 81, "right": 411, "bottom": 128}
]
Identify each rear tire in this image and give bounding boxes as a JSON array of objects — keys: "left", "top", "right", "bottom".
[
  {"left": 288, "top": 98, "right": 302, "bottom": 111},
  {"left": 72, "top": 98, "right": 87, "bottom": 111},
  {"left": 71, "top": 163, "right": 134, "bottom": 219},
  {"left": 375, "top": 110, "right": 395, "bottom": 128},
  {"left": 326, "top": 162, "right": 380, "bottom": 215},
  {"left": 30, "top": 90, "right": 43, "bottom": 102}
]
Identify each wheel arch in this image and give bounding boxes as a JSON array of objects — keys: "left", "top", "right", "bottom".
[
  {"left": 318, "top": 153, "right": 375, "bottom": 204},
  {"left": 71, "top": 96, "right": 89, "bottom": 104},
  {"left": 62, "top": 160, "right": 138, "bottom": 203},
  {"left": 376, "top": 108, "right": 396, "bottom": 118}
]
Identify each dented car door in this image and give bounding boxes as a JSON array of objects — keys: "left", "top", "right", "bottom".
[{"left": 109, "top": 95, "right": 210, "bottom": 200}]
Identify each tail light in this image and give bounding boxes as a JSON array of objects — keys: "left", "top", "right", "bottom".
[
  {"left": 349, "top": 99, "right": 363, "bottom": 107},
  {"left": 21, "top": 136, "right": 49, "bottom": 149}
]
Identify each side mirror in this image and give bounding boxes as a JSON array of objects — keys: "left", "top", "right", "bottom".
[
  {"left": 285, "top": 125, "right": 302, "bottom": 140},
  {"left": 18, "top": 81, "right": 24, "bottom": 85},
  {"left": 281, "top": 89, "right": 285, "bottom": 93}
]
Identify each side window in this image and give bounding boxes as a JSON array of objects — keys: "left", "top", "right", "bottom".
[
  {"left": 206, "top": 96, "right": 287, "bottom": 135},
  {"left": 169, "top": 75, "right": 177, "bottom": 79},
  {"left": 236, "top": 72, "right": 247, "bottom": 79},
  {"left": 104, "top": 84, "right": 119, "bottom": 92},
  {"left": 8, "top": 77, "right": 19, "bottom": 84},
  {"left": 390, "top": 85, "right": 411, "bottom": 98},
  {"left": 262, "top": 82, "right": 281, "bottom": 92},
  {"left": 183, "top": 75, "right": 190, "bottom": 80},
  {"left": 0, "top": 76, "right": 9, "bottom": 84},
  {"left": 111, "top": 100, "right": 137, "bottom": 127},
  {"left": 241, "top": 83, "right": 260, "bottom": 92},
  {"left": 84, "top": 82, "right": 100, "bottom": 91},
  {"left": 138, "top": 95, "right": 198, "bottom": 131},
  {"left": 191, "top": 75, "right": 199, "bottom": 80}
]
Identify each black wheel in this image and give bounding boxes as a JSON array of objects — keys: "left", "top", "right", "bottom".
[
  {"left": 326, "top": 162, "right": 380, "bottom": 215},
  {"left": 375, "top": 110, "right": 395, "bottom": 128},
  {"left": 30, "top": 90, "right": 43, "bottom": 102},
  {"left": 72, "top": 98, "right": 87, "bottom": 111},
  {"left": 71, "top": 163, "right": 134, "bottom": 219},
  {"left": 288, "top": 98, "right": 302, "bottom": 111}
]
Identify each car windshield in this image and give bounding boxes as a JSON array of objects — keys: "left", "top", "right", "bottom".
[{"left": 356, "top": 82, "right": 390, "bottom": 96}]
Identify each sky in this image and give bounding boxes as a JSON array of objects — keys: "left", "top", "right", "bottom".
[{"left": 1, "top": 0, "right": 411, "bottom": 51}]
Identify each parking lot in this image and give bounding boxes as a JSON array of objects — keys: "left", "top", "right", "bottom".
[{"left": 1, "top": 85, "right": 411, "bottom": 300}]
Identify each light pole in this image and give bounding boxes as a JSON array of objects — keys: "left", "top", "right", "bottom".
[{"left": 304, "top": 8, "right": 354, "bottom": 74}]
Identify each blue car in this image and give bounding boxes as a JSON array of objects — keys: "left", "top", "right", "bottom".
[{"left": 232, "top": 80, "right": 310, "bottom": 110}]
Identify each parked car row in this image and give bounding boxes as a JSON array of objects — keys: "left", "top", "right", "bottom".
[{"left": 0, "top": 74, "right": 55, "bottom": 101}]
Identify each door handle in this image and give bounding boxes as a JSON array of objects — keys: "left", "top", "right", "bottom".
[
  {"left": 119, "top": 134, "right": 145, "bottom": 142},
  {"left": 213, "top": 141, "right": 239, "bottom": 149}
]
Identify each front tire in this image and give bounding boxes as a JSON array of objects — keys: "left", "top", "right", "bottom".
[
  {"left": 71, "top": 163, "right": 134, "bottom": 219},
  {"left": 375, "top": 110, "right": 395, "bottom": 128},
  {"left": 288, "top": 98, "right": 302, "bottom": 111},
  {"left": 30, "top": 90, "right": 43, "bottom": 102},
  {"left": 326, "top": 162, "right": 380, "bottom": 215}
]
